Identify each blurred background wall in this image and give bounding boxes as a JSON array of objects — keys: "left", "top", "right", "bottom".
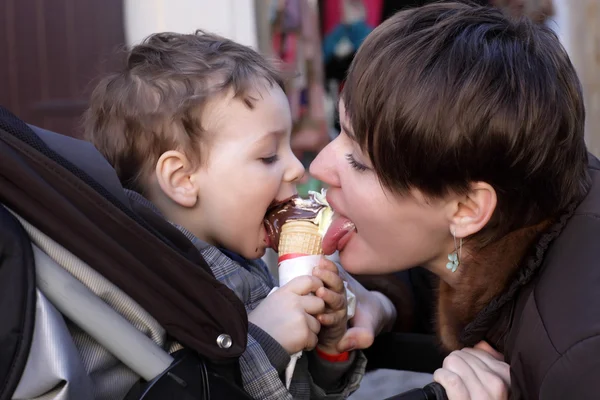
[
  {"left": 1, "top": 0, "right": 599, "bottom": 152},
  {"left": 552, "top": 0, "right": 600, "bottom": 156},
  {"left": 0, "top": 0, "right": 125, "bottom": 137},
  {"left": 124, "top": 0, "right": 258, "bottom": 48}
]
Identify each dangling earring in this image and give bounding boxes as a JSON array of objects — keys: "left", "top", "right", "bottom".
[{"left": 446, "top": 229, "right": 462, "bottom": 273}]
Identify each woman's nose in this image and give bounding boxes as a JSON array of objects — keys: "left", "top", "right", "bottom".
[{"left": 309, "top": 141, "right": 340, "bottom": 187}]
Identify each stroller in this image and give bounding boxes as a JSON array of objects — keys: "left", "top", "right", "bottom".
[
  {"left": 0, "top": 106, "right": 253, "bottom": 400},
  {"left": 0, "top": 106, "right": 449, "bottom": 400}
]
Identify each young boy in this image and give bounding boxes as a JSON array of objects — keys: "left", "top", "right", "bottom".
[{"left": 83, "top": 31, "right": 366, "bottom": 399}]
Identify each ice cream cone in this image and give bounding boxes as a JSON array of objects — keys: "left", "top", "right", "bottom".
[
  {"left": 271, "top": 207, "right": 353, "bottom": 390},
  {"left": 278, "top": 220, "right": 323, "bottom": 257}
]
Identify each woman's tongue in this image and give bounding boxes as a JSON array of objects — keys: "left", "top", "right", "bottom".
[{"left": 322, "top": 216, "right": 356, "bottom": 255}]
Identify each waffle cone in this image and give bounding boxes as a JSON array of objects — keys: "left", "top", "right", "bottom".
[{"left": 278, "top": 220, "right": 323, "bottom": 256}]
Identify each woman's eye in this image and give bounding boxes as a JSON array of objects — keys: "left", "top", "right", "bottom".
[
  {"left": 261, "top": 155, "right": 280, "bottom": 165},
  {"left": 345, "top": 153, "right": 368, "bottom": 172}
]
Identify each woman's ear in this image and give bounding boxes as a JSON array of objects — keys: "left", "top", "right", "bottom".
[
  {"left": 155, "top": 151, "right": 199, "bottom": 208},
  {"left": 449, "top": 182, "right": 497, "bottom": 238}
]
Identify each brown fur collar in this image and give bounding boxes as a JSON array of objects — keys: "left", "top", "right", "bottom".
[{"left": 436, "top": 220, "right": 552, "bottom": 351}]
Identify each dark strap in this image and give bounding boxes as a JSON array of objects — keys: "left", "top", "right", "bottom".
[
  {"left": 125, "top": 349, "right": 253, "bottom": 400},
  {"left": 384, "top": 382, "right": 448, "bottom": 400},
  {"left": 0, "top": 207, "right": 36, "bottom": 400}
]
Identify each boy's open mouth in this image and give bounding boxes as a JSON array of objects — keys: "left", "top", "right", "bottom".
[
  {"left": 262, "top": 192, "right": 331, "bottom": 252},
  {"left": 263, "top": 196, "right": 298, "bottom": 251},
  {"left": 266, "top": 195, "right": 297, "bottom": 215}
]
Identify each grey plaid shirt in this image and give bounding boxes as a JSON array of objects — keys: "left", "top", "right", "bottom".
[{"left": 126, "top": 191, "right": 366, "bottom": 399}]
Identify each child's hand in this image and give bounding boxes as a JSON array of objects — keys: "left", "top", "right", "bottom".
[
  {"left": 312, "top": 257, "right": 349, "bottom": 354},
  {"left": 248, "top": 275, "right": 325, "bottom": 354}
]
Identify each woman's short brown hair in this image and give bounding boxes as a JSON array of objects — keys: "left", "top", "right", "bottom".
[
  {"left": 84, "top": 31, "right": 283, "bottom": 194},
  {"left": 342, "top": 2, "right": 589, "bottom": 242}
]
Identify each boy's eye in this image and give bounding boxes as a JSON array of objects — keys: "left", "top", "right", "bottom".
[
  {"left": 261, "top": 155, "right": 280, "bottom": 165},
  {"left": 345, "top": 153, "right": 368, "bottom": 172}
]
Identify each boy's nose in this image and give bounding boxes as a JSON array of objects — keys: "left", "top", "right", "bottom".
[{"left": 284, "top": 153, "right": 305, "bottom": 183}]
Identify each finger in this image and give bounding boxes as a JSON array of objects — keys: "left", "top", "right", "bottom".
[
  {"left": 453, "top": 350, "right": 496, "bottom": 385},
  {"left": 336, "top": 327, "right": 374, "bottom": 352},
  {"left": 442, "top": 351, "right": 486, "bottom": 398},
  {"left": 457, "top": 350, "right": 510, "bottom": 399},
  {"left": 305, "top": 331, "right": 319, "bottom": 351},
  {"left": 300, "top": 293, "right": 326, "bottom": 315},
  {"left": 318, "top": 309, "right": 346, "bottom": 326},
  {"left": 318, "top": 257, "right": 340, "bottom": 273},
  {"left": 462, "top": 347, "right": 507, "bottom": 371},
  {"left": 433, "top": 368, "right": 471, "bottom": 400},
  {"left": 315, "top": 287, "right": 347, "bottom": 311},
  {"left": 283, "top": 275, "right": 324, "bottom": 296},
  {"left": 306, "top": 313, "right": 321, "bottom": 335},
  {"left": 473, "top": 341, "right": 504, "bottom": 361},
  {"left": 462, "top": 348, "right": 510, "bottom": 386},
  {"left": 313, "top": 267, "right": 345, "bottom": 293}
]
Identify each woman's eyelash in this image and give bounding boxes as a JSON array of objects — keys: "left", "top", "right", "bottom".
[
  {"left": 345, "top": 153, "right": 368, "bottom": 172},
  {"left": 261, "top": 155, "right": 279, "bottom": 164}
]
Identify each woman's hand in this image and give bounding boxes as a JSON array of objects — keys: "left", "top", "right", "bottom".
[
  {"left": 333, "top": 265, "right": 397, "bottom": 353},
  {"left": 434, "top": 341, "right": 510, "bottom": 400}
]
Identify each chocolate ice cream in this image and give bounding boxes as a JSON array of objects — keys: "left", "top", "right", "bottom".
[{"left": 264, "top": 190, "right": 332, "bottom": 252}]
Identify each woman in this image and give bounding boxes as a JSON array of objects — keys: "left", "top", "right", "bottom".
[{"left": 312, "top": 2, "right": 600, "bottom": 399}]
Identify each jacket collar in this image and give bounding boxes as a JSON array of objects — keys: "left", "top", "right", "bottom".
[{"left": 436, "top": 199, "right": 581, "bottom": 352}]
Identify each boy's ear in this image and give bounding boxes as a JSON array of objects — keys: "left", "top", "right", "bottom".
[
  {"left": 448, "top": 182, "right": 497, "bottom": 239},
  {"left": 155, "top": 151, "right": 199, "bottom": 208}
]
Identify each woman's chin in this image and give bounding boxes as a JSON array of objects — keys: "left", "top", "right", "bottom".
[
  {"left": 339, "top": 240, "right": 403, "bottom": 275},
  {"left": 338, "top": 240, "right": 364, "bottom": 273}
]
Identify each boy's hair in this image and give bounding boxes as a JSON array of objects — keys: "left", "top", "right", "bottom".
[
  {"left": 84, "top": 31, "right": 283, "bottom": 194},
  {"left": 342, "top": 2, "right": 589, "bottom": 244}
]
